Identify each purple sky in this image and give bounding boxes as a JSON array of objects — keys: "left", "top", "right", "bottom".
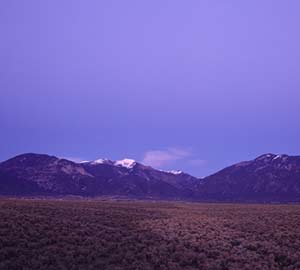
[{"left": 1, "top": 1, "right": 300, "bottom": 176}]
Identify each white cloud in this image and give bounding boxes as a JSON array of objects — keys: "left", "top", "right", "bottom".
[{"left": 142, "top": 148, "right": 191, "bottom": 168}]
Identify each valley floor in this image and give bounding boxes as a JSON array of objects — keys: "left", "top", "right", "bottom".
[{"left": 0, "top": 199, "right": 300, "bottom": 270}]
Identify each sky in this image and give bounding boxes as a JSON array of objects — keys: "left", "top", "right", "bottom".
[{"left": 1, "top": 1, "right": 300, "bottom": 177}]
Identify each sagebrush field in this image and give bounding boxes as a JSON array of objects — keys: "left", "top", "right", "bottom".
[{"left": 0, "top": 199, "right": 300, "bottom": 270}]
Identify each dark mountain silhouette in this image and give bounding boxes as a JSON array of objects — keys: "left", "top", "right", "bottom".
[
  {"left": 199, "top": 154, "right": 300, "bottom": 202},
  {"left": 1, "top": 153, "right": 300, "bottom": 202},
  {"left": 0, "top": 153, "right": 198, "bottom": 199}
]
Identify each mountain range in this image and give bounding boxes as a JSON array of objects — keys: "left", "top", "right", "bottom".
[{"left": 1, "top": 153, "right": 300, "bottom": 202}]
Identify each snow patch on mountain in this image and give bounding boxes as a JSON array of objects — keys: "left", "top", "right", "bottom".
[
  {"left": 273, "top": 155, "right": 282, "bottom": 160},
  {"left": 79, "top": 160, "right": 90, "bottom": 164},
  {"left": 89, "top": 158, "right": 113, "bottom": 165},
  {"left": 167, "top": 170, "right": 183, "bottom": 175},
  {"left": 114, "top": 159, "right": 136, "bottom": 169},
  {"left": 93, "top": 159, "right": 107, "bottom": 164}
]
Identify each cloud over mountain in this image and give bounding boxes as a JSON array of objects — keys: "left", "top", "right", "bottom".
[{"left": 142, "top": 148, "right": 191, "bottom": 168}]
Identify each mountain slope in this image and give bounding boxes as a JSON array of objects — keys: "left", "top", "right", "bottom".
[
  {"left": 199, "top": 154, "right": 300, "bottom": 202},
  {"left": 1, "top": 153, "right": 300, "bottom": 202},
  {"left": 81, "top": 158, "right": 198, "bottom": 198},
  {"left": 0, "top": 153, "right": 97, "bottom": 195},
  {"left": 0, "top": 153, "right": 198, "bottom": 199}
]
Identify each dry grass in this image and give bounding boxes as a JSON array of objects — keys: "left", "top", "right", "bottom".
[{"left": 0, "top": 199, "right": 300, "bottom": 270}]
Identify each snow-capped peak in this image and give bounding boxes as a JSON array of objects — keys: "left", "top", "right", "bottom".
[
  {"left": 273, "top": 155, "right": 282, "bottom": 160},
  {"left": 79, "top": 160, "right": 90, "bottom": 164},
  {"left": 167, "top": 170, "right": 183, "bottom": 175},
  {"left": 91, "top": 158, "right": 112, "bottom": 165},
  {"left": 255, "top": 153, "right": 276, "bottom": 161},
  {"left": 93, "top": 158, "right": 107, "bottom": 164},
  {"left": 114, "top": 158, "right": 136, "bottom": 169}
]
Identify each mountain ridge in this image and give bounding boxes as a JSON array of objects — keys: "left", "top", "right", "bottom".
[
  {"left": 1, "top": 152, "right": 300, "bottom": 202},
  {"left": 0, "top": 153, "right": 199, "bottom": 199}
]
